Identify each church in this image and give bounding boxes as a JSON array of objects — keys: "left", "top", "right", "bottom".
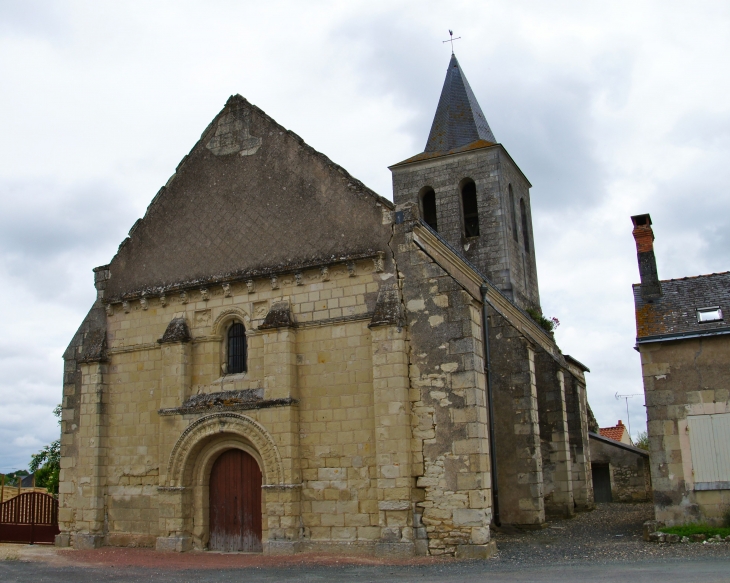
[{"left": 57, "top": 54, "right": 595, "bottom": 557}]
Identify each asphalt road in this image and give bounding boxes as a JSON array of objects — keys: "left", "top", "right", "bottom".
[{"left": 2, "top": 556, "right": 730, "bottom": 582}]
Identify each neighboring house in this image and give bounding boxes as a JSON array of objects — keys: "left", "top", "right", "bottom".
[
  {"left": 599, "top": 420, "right": 632, "bottom": 446},
  {"left": 631, "top": 213, "right": 730, "bottom": 526},
  {"left": 56, "top": 55, "right": 596, "bottom": 557},
  {"left": 589, "top": 432, "right": 651, "bottom": 503}
]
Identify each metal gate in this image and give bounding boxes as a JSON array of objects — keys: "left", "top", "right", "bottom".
[
  {"left": 209, "top": 449, "right": 262, "bottom": 552},
  {"left": 0, "top": 492, "right": 60, "bottom": 544},
  {"left": 592, "top": 464, "right": 613, "bottom": 503}
]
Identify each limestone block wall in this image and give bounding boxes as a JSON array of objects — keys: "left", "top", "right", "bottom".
[
  {"left": 488, "top": 314, "right": 545, "bottom": 526},
  {"left": 59, "top": 257, "right": 399, "bottom": 551},
  {"left": 535, "top": 353, "right": 574, "bottom": 518},
  {"left": 394, "top": 219, "right": 495, "bottom": 558},
  {"left": 589, "top": 437, "right": 651, "bottom": 502},
  {"left": 564, "top": 374, "right": 593, "bottom": 510},
  {"left": 640, "top": 335, "right": 730, "bottom": 526}
]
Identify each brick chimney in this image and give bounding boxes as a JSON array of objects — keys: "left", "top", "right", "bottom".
[{"left": 631, "top": 214, "right": 662, "bottom": 301}]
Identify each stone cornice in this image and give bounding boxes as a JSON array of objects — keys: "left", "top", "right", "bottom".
[{"left": 102, "top": 251, "right": 384, "bottom": 305}]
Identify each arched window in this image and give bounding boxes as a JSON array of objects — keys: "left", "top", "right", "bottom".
[
  {"left": 227, "top": 322, "right": 247, "bottom": 374},
  {"left": 421, "top": 188, "right": 438, "bottom": 231},
  {"left": 520, "top": 198, "right": 530, "bottom": 253},
  {"left": 509, "top": 185, "right": 518, "bottom": 242},
  {"left": 461, "top": 180, "right": 480, "bottom": 237}
]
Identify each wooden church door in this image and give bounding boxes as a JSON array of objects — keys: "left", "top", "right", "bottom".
[{"left": 209, "top": 449, "right": 262, "bottom": 552}]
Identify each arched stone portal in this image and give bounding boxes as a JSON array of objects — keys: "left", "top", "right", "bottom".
[{"left": 156, "top": 413, "right": 286, "bottom": 551}]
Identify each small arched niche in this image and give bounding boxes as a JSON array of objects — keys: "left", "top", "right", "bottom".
[{"left": 419, "top": 186, "right": 438, "bottom": 231}]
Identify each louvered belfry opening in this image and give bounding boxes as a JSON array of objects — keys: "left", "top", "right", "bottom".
[
  {"left": 227, "top": 322, "right": 247, "bottom": 374},
  {"left": 209, "top": 449, "right": 262, "bottom": 552},
  {"left": 421, "top": 188, "right": 438, "bottom": 231},
  {"left": 461, "top": 181, "right": 480, "bottom": 237}
]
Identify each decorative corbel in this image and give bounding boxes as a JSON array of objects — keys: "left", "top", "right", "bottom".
[
  {"left": 180, "top": 291, "right": 188, "bottom": 304},
  {"left": 160, "top": 295, "right": 167, "bottom": 307},
  {"left": 271, "top": 276, "right": 279, "bottom": 290},
  {"left": 105, "top": 304, "right": 114, "bottom": 317},
  {"left": 200, "top": 288, "right": 209, "bottom": 302},
  {"left": 295, "top": 272, "right": 303, "bottom": 286},
  {"left": 246, "top": 279, "right": 255, "bottom": 294},
  {"left": 222, "top": 283, "right": 232, "bottom": 298},
  {"left": 321, "top": 266, "right": 330, "bottom": 282},
  {"left": 140, "top": 296, "right": 148, "bottom": 311},
  {"left": 374, "top": 251, "right": 385, "bottom": 273},
  {"left": 347, "top": 262, "right": 356, "bottom": 278},
  {"left": 122, "top": 301, "right": 130, "bottom": 314}
]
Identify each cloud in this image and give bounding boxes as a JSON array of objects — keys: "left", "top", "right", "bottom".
[{"left": 1, "top": 0, "right": 730, "bottom": 473}]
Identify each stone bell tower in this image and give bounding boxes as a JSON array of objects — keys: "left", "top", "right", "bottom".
[{"left": 390, "top": 54, "right": 540, "bottom": 310}]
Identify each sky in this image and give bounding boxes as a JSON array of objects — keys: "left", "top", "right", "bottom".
[{"left": 1, "top": 0, "right": 729, "bottom": 473}]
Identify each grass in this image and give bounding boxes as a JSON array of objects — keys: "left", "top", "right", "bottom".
[{"left": 659, "top": 524, "right": 730, "bottom": 538}]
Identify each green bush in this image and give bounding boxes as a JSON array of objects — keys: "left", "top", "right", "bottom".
[
  {"left": 525, "top": 308, "right": 560, "bottom": 334},
  {"left": 659, "top": 524, "right": 730, "bottom": 538}
]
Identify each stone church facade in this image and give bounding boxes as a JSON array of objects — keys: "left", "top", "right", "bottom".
[{"left": 57, "top": 55, "right": 594, "bottom": 557}]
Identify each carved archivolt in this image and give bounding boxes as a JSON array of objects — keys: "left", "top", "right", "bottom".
[
  {"left": 167, "top": 412, "right": 284, "bottom": 487},
  {"left": 211, "top": 306, "right": 252, "bottom": 335}
]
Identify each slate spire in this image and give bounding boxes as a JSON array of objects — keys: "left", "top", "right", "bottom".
[{"left": 424, "top": 54, "right": 496, "bottom": 152}]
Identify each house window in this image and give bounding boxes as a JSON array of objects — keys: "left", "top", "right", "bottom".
[
  {"left": 421, "top": 188, "right": 438, "bottom": 231},
  {"left": 520, "top": 198, "right": 530, "bottom": 253},
  {"left": 227, "top": 322, "right": 247, "bottom": 374},
  {"left": 697, "top": 306, "right": 723, "bottom": 323},
  {"left": 687, "top": 413, "right": 730, "bottom": 489},
  {"left": 509, "top": 185, "right": 518, "bottom": 242},
  {"left": 461, "top": 181, "right": 480, "bottom": 237}
]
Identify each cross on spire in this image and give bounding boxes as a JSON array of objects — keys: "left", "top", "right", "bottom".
[{"left": 442, "top": 30, "right": 461, "bottom": 54}]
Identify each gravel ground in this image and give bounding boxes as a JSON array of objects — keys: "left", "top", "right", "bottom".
[
  {"left": 1, "top": 503, "right": 729, "bottom": 582},
  {"left": 492, "top": 502, "right": 730, "bottom": 564}
]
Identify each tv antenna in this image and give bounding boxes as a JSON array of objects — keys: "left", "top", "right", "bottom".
[
  {"left": 614, "top": 392, "right": 644, "bottom": 438},
  {"left": 443, "top": 30, "right": 461, "bottom": 54}
]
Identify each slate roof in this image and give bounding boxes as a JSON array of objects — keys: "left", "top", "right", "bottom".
[
  {"left": 104, "top": 95, "right": 393, "bottom": 301},
  {"left": 424, "top": 54, "right": 496, "bottom": 153},
  {"left": 633, "top": 271, "right": 730, "bottom": 342}
]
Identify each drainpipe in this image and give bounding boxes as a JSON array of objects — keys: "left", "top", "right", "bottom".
[{"left": 480, "top": 283, "right": 500, "bottom": 527}]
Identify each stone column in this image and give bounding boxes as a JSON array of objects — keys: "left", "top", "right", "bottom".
[
  {"left": 535, "top": 352, "right": 574, "bottom": 518},
  {"left": 259, "top": 301, "right": 301, "bottom": 554},
  {"left": 564, "top": 373, "right": 593, "bottom": 510},
  {"left": 156, "top": 316, "right": 193, "bottom": 551},
  {"left": 370, "top": 322, "right": 414, "bottom": 557},
  {"left": 489, "top": 311, "right": 545, "bottom": 527},
  {"left": 74, "top": 359, "right": 108, "bottom": 549}
]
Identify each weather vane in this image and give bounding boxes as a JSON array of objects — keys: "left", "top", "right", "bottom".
[{"left": 443, "top": 30, "right": 461, "bottom": 54}]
